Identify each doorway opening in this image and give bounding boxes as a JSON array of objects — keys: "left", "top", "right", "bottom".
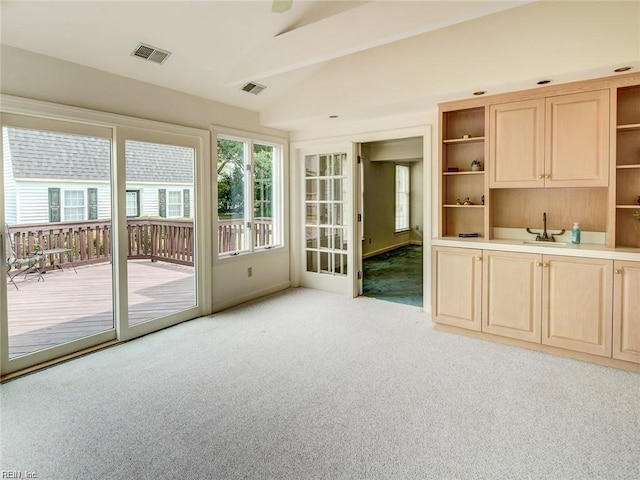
[{"left": 359, "top": 137, "right": 424, "bottom": 307}]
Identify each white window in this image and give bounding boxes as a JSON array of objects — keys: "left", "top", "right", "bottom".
[
  {"left": 395, "top": 165, "right": 410, "bottom": 232},
  {"left": 216, "top": 133, "right": 283, "bottom": 256},
  {"left": 126, "top": 190, "right": 140, "bottom": 217},
  {"left": 64, "top": 190, "right": 85, "bottom": 221},
  {"left": 167, "top": 190, "right": 183, "bottom": 218}
]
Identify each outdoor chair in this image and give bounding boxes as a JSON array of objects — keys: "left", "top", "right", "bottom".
[{"left": 5, "top": 226, "right": 44, "bottom": 289}]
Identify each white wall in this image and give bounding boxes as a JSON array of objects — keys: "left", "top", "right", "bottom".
[{"left": 1, "top": 45, "right": 291, "bottom": 313}]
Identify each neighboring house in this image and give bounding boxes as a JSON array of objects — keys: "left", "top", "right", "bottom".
[{"left": 2, "top": 127, "right": 194, "bottom": 225}]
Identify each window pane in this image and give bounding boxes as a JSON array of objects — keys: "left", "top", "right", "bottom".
[
  {"left": 253, "top": 143, "right": 274, "bottom": 248},
  {"left": 126, "top": 191, "right": 139, "bottom": 217},
  {"left": 395, "top": 165, "right": 410, "bottom": 231},
  {"left": 64, "top": 190, "right": 85, "bottom": 221},
  {"left": 217, "top": 138, "right": 247, "bottom": 254}
]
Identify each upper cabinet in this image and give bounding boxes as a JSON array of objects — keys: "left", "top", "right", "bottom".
[
  {"left": 545, "top": 90, "right": 609, "bottom": 187},
  {"left": 489, "top": 90, "right": 610, "bottom": 188},
  {"left": 489, "top": 99, "right": 545, "bottom": 188}
]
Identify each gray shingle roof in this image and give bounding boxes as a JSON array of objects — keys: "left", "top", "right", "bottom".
[{"left": 6, "top": 127, "right": 194, "bottom": 183}]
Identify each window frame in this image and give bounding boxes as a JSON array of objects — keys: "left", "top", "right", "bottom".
[
  {"left": 395, "top": 164, "right": 410, "bottom": 233},
  {"left": 167, "top": 189, "right": 183, "bottom": 218},
  {"left": 126, "top": 189, "right": 140, "bottom": 218},
  {"left": 62, "top": 189, "right": 87, "bottom": 222},
  {"left": 214, "top": 129, "right": 284, "bottom": 259}
]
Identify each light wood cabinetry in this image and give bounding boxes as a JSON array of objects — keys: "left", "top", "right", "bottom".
[
  {"left": 613, "top": 260, "right": 640, "bottom": 363},
  {"left": 432, "top": 246, "right": 482, "bottom": 331},
  {"left": 489, "top": 90, "right": 609, "bottom": 188},
  {"left": 482, "top": 250, "right": 542, "bottom": 343},
  {"left": 542, "top": 256, "right": 613, "bottom": 357},
  {"left": 489, "top": 99, "right": 545, "bottom": 188},
  {"left": 614, "top": 85, "right": 640, "bottom": 248},
  {"left": 545, "top": 90, "right": 609, "bottom": 187},
  {"left": 439, "top": 107, "right": 487, "bottom": 238}
]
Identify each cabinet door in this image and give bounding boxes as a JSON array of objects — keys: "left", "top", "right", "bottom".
[
  {"left": 542, "top": 256, "right": 613, "bottom": 356},
  {"left": 432, "top": 246, "right": 482, "bottom": 331},
  {"left": 482, "top": 250, "right": 542, "bottom": 343},
  {"left": 545, "top": 90, "right": 609, "bottom": 187},
  {"left": 489, "top": 99, "right": 545, "bottom": 188},
  {"left": 613, "top": 261, "right": 640, "bottom": 363}
]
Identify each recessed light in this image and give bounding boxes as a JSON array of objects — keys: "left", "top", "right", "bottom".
[
  {"left": 537, "top": 80, "right": 552, "bottom": 85},
  {"left": 473, "top": 91, "right": 486, "bottom": 96},
  {"left": 614, "top": 66, "right": 632, "bottom": 73},
  {"left": 329, "top": 115, "right": 339, "bottom": 119}
]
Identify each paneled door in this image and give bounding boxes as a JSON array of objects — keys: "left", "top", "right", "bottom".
[
  {"left": 298, "top": 144, "right": 357, "bottom": 296},
  {"left": 1, "top": 114, "right": 117, "bottom": 373}
]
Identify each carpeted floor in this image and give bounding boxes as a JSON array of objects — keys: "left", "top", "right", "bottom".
[
  {"left": 1, "top": 287, "right": 639, "bottom": 479},
  {"left": 363, "top": 244, "right": 423, "bottom": 307}
]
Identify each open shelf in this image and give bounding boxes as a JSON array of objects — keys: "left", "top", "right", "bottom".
[
  {"left": 616, "top": 205, "right": 640, "bottom": 209},
  {"left": 443, "top": 136, "right": 485, "bottom": 144},
  {"left": 443, "top": 204, "right": 485, "bottom": 208},
  {"left": 443, "top": 170, "right": 484, "bottom": 176},
  {"left": 616, "top": 164, "right": 640, "bottom": 169},
  {"left": 617, "top": 123, "right": 640, "bottom": 132}
]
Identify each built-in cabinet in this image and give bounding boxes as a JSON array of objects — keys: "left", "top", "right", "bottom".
[
  {"left": 434, "top": 246, "right": 635, "bottom": 364},
  {"left": 541, "top": 256, "right": 612, "bottom": 357},
  {"left": 431, "top": 246, "right": 482, "bottom": 331},
  {"left": 482, "top": 250, "right": 542, "bottom": 343},
  {"left": 613, "top": 260, "right": 640, "bottom": 363},
  {"left": 434, "top": 73, "right": 640, "bottom": 370},
  {"left": 614, "top": 84, "right": 640, "bottom": 248},
  {"left": 489, "top": 90, "right": 609, "bottom": 189}
]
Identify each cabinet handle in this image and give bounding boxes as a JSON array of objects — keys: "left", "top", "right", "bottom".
[
  {"left": 476, "top": 256, "right": 483, "bottom": 261},
  {"left": 538, "top": 175, "right": 545, "bottom": 179},
  {"left": 615, "top": 269, "right": 623, "bottom": 274},
  {"left": 545, "top": 174, "right": 551, "bottom": 179},
  {"left": 537, "top": 262, "right": 549, "bottom": 267}
]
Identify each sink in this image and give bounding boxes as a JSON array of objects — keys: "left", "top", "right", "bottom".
[{"left": 523, "top": 241, "right": 567, "bottom": 247}]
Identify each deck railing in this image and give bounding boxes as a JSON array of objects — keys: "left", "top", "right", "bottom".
[
  {"left": 7, "top": 217, "right": 275, "bottom": 269},
  {"left": 217, "top": 217, "right": 273, "bottom": 253},
  {"left": 7, "top": 218, "right": 195, "bottom": 268}
]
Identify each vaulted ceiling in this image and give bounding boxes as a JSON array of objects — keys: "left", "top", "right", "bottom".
[{"left": 1, "top": 1, "right": 638, "bottom": 135}]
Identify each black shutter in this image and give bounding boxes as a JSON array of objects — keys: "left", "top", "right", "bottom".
[
  {"left": 88, "top": 188, "right": 98, "bottom": 220},
  {"left": 48, "top": 187, "right": 61, "bottom": 222},
  {"left": 183, "top": 189, "right": 190, "bottom": 218},
  {"left": 158, "top": 189, "right": 166, "bottom": 218}
]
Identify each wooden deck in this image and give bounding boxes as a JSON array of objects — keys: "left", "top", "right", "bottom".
[{"left": 6, "top": 260, "right": 195, "bottom": 358}]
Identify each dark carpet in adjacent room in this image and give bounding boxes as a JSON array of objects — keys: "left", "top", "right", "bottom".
[{"left": 363, "top": 244, "right": 423, "bottom": 307}]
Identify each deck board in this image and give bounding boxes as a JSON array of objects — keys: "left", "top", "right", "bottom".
[{"left": 6, "top": 260, "right": 195, "bottom": 358}]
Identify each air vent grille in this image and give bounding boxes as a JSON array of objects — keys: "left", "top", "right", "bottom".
[
  {"left": 132, "top": 43, "right": 171, "bottom": 65},
  {"left": 241, "top": 82, "right": 266, "bottom": 95}
]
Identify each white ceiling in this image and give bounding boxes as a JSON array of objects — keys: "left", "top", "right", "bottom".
[{"left": 1, "top": 1, "right": 639, "bottom": 135}]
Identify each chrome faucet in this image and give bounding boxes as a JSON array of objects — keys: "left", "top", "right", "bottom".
[{"left": 526, "top": 212, "right": 565, "bottom": 242}]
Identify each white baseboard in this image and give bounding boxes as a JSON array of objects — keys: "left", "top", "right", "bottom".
[{"left": 211, "top": 281, "right": 291, "bottom": 313}]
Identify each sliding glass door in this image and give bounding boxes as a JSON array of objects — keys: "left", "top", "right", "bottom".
[
  {"left": 1, "top": 113, "right": 206, "bottom": 376},
  {"left": 1, "top": 114, "right": 116, "bottom": 370}
]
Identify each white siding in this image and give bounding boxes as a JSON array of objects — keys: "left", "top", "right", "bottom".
[
  {"left": 2, "top": 127, "right": 18, "bottom": 225},
  {"left": 13, "top": 182, "right": 194, "bottom": 224}
]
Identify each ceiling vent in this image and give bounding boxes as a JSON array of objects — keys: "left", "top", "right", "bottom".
[
  {"left": 132, "top": 43, "right": 171, "bottom": 65},
  {"left": 241, "top": 82, "right": 266, "bottom": 95}
]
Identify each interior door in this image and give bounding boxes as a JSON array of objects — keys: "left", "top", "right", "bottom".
[{"left": 298, "top": 144, "right": 356, "bottom": 296}]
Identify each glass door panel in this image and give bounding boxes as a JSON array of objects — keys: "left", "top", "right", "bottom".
[
  {"left": 3, "top": 124, "right": 114, "bottom": 359},
  {"left": 124, "top": 140, "right": 196, "bottom": 326}
]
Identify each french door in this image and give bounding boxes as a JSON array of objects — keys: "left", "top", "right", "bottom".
[
  {"left": 297, "top": 143, "right": 357, "bottom": 296},
  {"left": 1, "top": 112, "right": 207, "bottom": 376}
]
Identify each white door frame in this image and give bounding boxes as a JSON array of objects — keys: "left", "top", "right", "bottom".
[{"left": 291, "top": 125, "right": 432, "bottom": 302}]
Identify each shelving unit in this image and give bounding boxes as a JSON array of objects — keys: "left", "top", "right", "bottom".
[
  {"left": 440, "top": 107, "right": 487, "bottom": 238},
  {"left": 615, "top": 85, "right": 640, "bottom": 248}
]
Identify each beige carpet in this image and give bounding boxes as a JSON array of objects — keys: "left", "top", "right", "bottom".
[{"left": 1, "top": 287, "right": 639, "bottom": 479}]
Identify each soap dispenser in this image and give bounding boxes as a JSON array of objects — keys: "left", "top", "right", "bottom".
[{"left": 571, "top": 222, "right": 581, "bottom": 244}]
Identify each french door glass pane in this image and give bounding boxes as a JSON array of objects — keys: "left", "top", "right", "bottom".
[
  {"left": 3, "top": 126, "right": 113, "bottom": 358},
  {"left": 304, "top": 153, "right": 348, "bottom": 276},
  {"left": 125, "top": 140, "right": 196, "bottom": 327}
]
